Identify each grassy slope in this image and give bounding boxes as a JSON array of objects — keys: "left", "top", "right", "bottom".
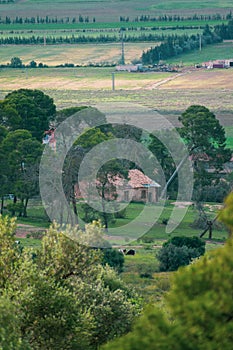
[{"left": 167, "top": 41, "right": 233, "bottom": 65}]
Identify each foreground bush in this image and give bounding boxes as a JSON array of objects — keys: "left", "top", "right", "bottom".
[{"left": 0, "top": 217, "right": 141, "bottom": 349}]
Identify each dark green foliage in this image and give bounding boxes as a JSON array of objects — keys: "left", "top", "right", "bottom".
[
  {"left": 10, "top": 57, "right": 23, "bottom": 68},
  {"left": 6, "top": 202, "right": 24, "bottom": 216},
  {"left": 215, "top": 19, "right": 233, "bottom": 39},
  {"left": 0, "top": 89, "right": 56, "bottom": 140},
  {"left": 157, "top": 244, "right": 199, "bottom": 271},
  {"left": 178, "top": 105, "right": 231, "bottom": 189},
  {"left": 0, "top": 218, "right": 140, "bottom": 350},
  {"left": 194, "top": 181, "right": 231, "bottom": 203},
  {"left": 56, "top": 106, "right": 87, "bottom": 125},
  {"left": 164, "top": 236, "right": 205, "bottom": 255},
  {"left": 157, "top": 236, "right": 205, "bottom": 271},
  {"left": 142, "top": 25, "right": 222, "bottom": 64},
  {"left": 0, "top": 296, "right": 31, "bottom": 350},
  {"left": 102, "top": 248, "right": 125, "bottom": 273}
]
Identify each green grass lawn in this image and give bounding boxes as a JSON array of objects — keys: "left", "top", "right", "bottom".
[{"left": 106, "top": 201, "right": 227, "bottom": 243}]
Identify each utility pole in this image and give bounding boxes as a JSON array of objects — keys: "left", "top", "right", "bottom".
[
  {"left": 199, "top": 33, "right": 202, "bottom": 51},
  {"left": 120, "top": 30, "right": 125, "bottom": 65},
  {"left": 112, "top": 72, "right": 115, "bottom": 91}
]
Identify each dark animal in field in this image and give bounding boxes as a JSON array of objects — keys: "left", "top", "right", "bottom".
[
  {"left": 125, "top": 249, "right": 136, "bottom": 256},
  {"left": 118, "top": 248, "right": 136, "bottom": 255}
]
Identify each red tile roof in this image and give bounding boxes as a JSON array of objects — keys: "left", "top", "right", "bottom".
[{"left": 127, "top": 169, "right": 160, "bottom": 188}]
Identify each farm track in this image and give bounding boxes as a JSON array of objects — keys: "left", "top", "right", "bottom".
[{"left": 146, "top": 71, "right": 189, "bottom": 89}]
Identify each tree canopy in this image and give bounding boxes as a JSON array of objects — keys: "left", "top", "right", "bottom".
[
  {"left": 0, "top": 89, "right": 56, "bottom": 140},
  {"left": 178, "top": 105, "right": 231, "bottom": 190},
  {"left": 0, "top": 217, "right": 141, "bottom": 349}
]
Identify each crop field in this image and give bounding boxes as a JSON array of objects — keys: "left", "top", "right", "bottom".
[
  {"left": 0, "top": 67, "right": 175, "bottom": 93},
  {"left": 0, "top": 20, "right": 226, "bottom": 31},
  {"left": 0, "top": 42, "right": 158, "bottom": 65}
]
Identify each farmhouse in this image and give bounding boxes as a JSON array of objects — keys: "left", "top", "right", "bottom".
[
  {"left": 75, "top": 169, "right": 160, "bottom": 203},
  {"left": 117, "top": 169, "right": 160, "bottom": 203}
]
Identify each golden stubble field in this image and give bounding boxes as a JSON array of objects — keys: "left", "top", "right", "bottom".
[
  {"left": 0, "top": 43, "right": 157, "bottom": 66},
  {"left": 1, "top": 66, "right": 233, "bottom": 127}
]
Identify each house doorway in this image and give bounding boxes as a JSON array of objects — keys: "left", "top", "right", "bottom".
[{"left": 148, "top": 192, "right": 152, "bottom": 203}]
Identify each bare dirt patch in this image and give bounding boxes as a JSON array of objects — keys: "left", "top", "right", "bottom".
[{"left": 16, "top": 224, "right": 45, "bottom": 238}]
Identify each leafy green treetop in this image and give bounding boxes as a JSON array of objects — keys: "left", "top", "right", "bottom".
[
  {"left": 0, "top": 89, "right": 56, "bottom": 140},
  {"left": 0, "top": 216, "right": 141, "bottom": 350}
]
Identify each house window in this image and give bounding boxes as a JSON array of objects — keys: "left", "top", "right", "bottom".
[
  {"left": 141, "top": 190, "right": 146, "bottom": 199},
  {"left": 124, "top": 191, "right": 129, "bottom": 201}
]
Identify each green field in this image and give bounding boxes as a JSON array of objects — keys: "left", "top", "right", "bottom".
[
  {"left": 149, "top": 0, "right": 233, "bottom": 10},
  {"left": 0, "top": 0, "right": 232, "bottom": 24},
  {"left": 167, "top": 40, "right": 233, "bottom": 65},
  {"left": 0, "top": 20, "right": 226, "bottom": 31}
]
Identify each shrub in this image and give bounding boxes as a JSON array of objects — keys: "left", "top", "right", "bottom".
[
  {"left": 164, "top": 236, "right": 205, "bottom": 255},
  {"left": 7, "top": 202, "right": 24, "bottom": 216},
  {"left": 102, "top": 248, "right": 125, "bottom": 273},
  {"left": 137, "top": 264, "right": 154, "bottom": 279},
  {"left": 114, "top": 208, "right": 127, "bottom": 219},
  {"left": 157, "top": 236, "right": 205, "bottom": 271}
]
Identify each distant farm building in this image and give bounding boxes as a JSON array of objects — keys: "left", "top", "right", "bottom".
[
  {"left": 202, "top": 59, "right": 233, "bottom": 69},
  {"left": 75, "top": 169, "right": 160, "bottom": 204},
  {"left": 116, "top": 64, "right": 143, "bottom": 72},
  {"left": 117, "top": 169, "right": 161, "bottom": 203}
]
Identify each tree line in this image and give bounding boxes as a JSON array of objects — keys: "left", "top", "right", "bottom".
[
  {"left": 122, "top": 11, "right": 233, "bottom": 22},
  {"left": 141, "top": 23, "right": 224, "bottom": 64},
  {"left": 0, "top": 32, "right": 166, "bottom": 45},
  {"left": 1, "top": 20, "right": 233, "bottom": 47},
  {"left": 0, "top": 15, "right": 95, "bottom": 24},
  {"left": 0, "top": 11, "right": 232, "bottom": 24}
]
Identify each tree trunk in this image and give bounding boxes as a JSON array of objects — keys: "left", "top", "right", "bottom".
[
  {"left": 12, "top": 195, "right": 17, "bottom": 216},
  {"left": 0, "top": 196, "right": 4, "bottom": 214},
  {"left": 101, "top": 185, "right": 108, "bottom": 231},
  {"left": 18, "top": 199, "right": 24, "bottom": 217},
  {"left": 23, "top": 197, "right": 29, "bottom": 217}
]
